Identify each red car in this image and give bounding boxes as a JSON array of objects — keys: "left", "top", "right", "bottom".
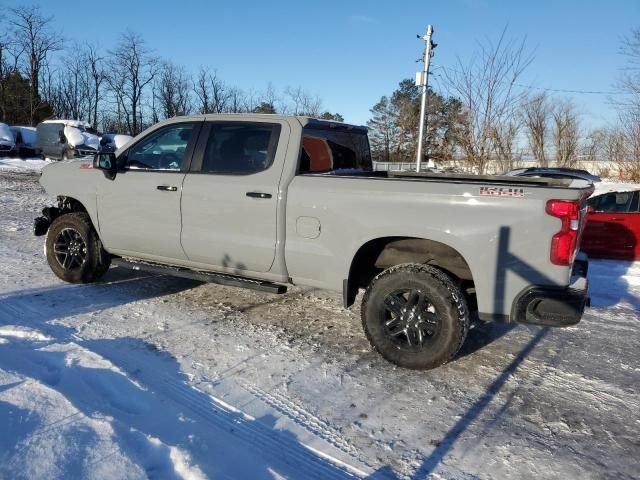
[{"left": 581, "top": 187, "right": 640, "bottom": 260}]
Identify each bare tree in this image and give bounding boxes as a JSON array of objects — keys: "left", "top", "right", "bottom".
[
  {"left": 491, "top": 118, "right": 521, "bottom": 172},
  {"left": 618, "top": 27, "right": 640, "bottom": 111},
  {"left": 10, "top": 6, "right": 63, "bottom": 124},
  {"left": 49, "top": 44, "right": 96, "bottom": 121},
  {"left": 603, "top": 128, "right": 627, "bottom": 164},
  {"left": 211, "top": 72, "right": 231, "bottom": 113},
  {"left": 444, "top": 28, "right": 532, "bottom": 173},
  {"left": 193, "top": 67, "right": 210, "bottom": 114},
  {"left": 193, "top": 67, "right": 231, "bottom": 114},
  {"left": 283, "top": 86, "right": 323, "bottom": 116},
  {"left": 107, "top": 32, "right": 159, "bottom": 135},
  {"left": 615, "top": 28, "right": 640, "bottom": 178},
  {"left": 0, "top": 17, "right": 22, "bottom": 121},
  {"left": 596, "top": 126, "right": 633, "bottom": 179},
  {"left": 521, "top": 93, "right": 551, "bottom": 166},
  {"left": 622, "top": 109, "right": 640, "bottom": 162},
  {"left": 156, "top": 61, "right": 191, "bottom": 118},
  {"left": 84, "top": 44, "right": 105, "bottom": 127},
  {"left": 582, "top": 128, "right": 605, "bottom": 164},
  {"left": 227, "top": 86, "right": 246, "bottom": 113},
  {"left": 0, "top": 15, "right": 24, "bottom": 75},
  {"left": 552, "top": 100, "right": 580, "bottom": 167},
  {"left": 262, "top": 82, "right": 280, "bottom": 111}
]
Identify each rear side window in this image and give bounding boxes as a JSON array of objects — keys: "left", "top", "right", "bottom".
[
  {"left": 588, "top": 191, "right": 640, "bottom": 213},
  {"left": 200, "top": 123, "right": 280, "bottom": 174},
  {"left": 299, "top": 127, "right": 372, "bottom": 174}
]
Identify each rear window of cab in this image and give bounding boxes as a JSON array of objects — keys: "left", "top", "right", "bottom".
[{"left": 299, "top": 127, "right": 372, "bottom": 174}]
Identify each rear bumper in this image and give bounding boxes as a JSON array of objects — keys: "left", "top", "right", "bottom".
[{"left": 511, "top": 255, "right": 589, "bottom": 327}]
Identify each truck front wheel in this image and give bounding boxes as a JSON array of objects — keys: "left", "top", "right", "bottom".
[
  {"left": 45, "top": 213, "right": 110, "bottom": 284},
  {"left": 361, "top": 263, "right": 469, "bottom": 370}
]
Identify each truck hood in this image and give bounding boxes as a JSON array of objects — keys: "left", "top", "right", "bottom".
[{"left": 40, "top": 157, "right": 94, "bottom": 195}]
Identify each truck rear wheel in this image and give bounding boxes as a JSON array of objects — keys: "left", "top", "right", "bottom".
[
  {"left": 45, "top": 212, "right": 110, "bottom": 284},
  {"left": 361, "top": 263, "right": 469, "bottom": 370}
]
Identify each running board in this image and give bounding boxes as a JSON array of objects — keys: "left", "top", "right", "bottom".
[{"left": 111, "top": 258, "right": 287, "bottom": 294}]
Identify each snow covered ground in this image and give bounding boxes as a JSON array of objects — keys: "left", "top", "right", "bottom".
[
  {"left": 0, "top": 166, "right": 638, "bottom": 479},
  {"left": 0, "top": 157, "right": 50, "bottom": 173}
]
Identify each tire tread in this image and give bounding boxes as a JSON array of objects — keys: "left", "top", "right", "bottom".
[{"left": 361, "top": 263, "right": 470, "bottom": 369}]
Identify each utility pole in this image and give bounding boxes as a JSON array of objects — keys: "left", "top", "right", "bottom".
[{"left": 415, "top": 25, "right": 435, "bottom": 172}]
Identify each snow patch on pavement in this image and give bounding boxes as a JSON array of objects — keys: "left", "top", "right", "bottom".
[
  {"left": 0, "top": 326, "right": 52, "bottom": 342},
  {"left": 0, "top": 158, "right": 50, "bottom": 172}
]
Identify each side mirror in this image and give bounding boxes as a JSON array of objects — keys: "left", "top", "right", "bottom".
[
  {"left": 58, "top": 131, "right": 65, "bottom": 143},
  {"left": 93, "top": 152, "right": 117, "bottom": 179},
  {"left": 587, "top": 205, "right": 595, "bottom": 214}
]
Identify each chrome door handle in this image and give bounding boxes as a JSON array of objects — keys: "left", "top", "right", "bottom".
[
  {"left": 157, "top": 185, "right": 178, "bottom": 192},
  {"left": 246, "top": 192, "right": 272, "bottom": 199}
]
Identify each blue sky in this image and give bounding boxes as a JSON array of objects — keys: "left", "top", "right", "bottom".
[{"left": 2, "top": 0, "right": 638, "bottom": 127}]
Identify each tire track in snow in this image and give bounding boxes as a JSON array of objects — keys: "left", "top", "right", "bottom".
[
  {"left": 240, "top": 382, "right": 361, "bottom": 458},
  {"left": 0, "top": 296, "right": 370, "bottom": 479}
]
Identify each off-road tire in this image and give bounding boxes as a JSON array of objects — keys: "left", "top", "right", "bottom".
[
  {"left": 361, "top": 263, "right": 470, "bottom": 370},
  {"left": 95, "top": 242, "right": 112, "bottom": 278},
  {"left": 45, "top": 212, "right": 110, "bottom": 283}
]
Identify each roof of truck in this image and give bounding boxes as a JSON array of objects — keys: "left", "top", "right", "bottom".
[{"left": 152, "top": 113, "right": 367, "bottom": 131}]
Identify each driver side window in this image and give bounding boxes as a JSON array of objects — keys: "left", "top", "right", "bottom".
[{"left": 125, "top": 123, "right": 195, "bottom": 171}]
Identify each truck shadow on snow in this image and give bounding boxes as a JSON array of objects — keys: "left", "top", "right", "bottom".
[
  {"left": 410, "top": 327, "right": 551, "bottom": 478},
  {"left": 408, "top": 224, "right": 603, "bottom": 477}
]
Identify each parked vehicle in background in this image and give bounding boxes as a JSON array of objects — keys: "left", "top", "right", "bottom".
[
  {"left": 36, "top": 120, "right": 100, "bottom": 160},
  {"left": 99, "top": 133, "right": 133, "bottom": 153},
  {"left": 10, "top": 126, "right": 41, "bottom": 158},
  {"left": 505, "top": 167, "right": 601, "bottom": 184},
  {"left": 582, "top": 184, "right": 640, "bottom": 260},
  {"left": 0, "top": 122, "right": 17, "bottom": 157},
  {"left": 34, "top": 114, "right": 593, "bottom": 370}
]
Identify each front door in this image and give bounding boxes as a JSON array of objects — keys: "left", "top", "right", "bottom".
[
  {"left": 180, "top": 121, "right": 288, "bottom": 273},
  {"left": 96, "top": 121, "right": 201, "bottom": 261}
]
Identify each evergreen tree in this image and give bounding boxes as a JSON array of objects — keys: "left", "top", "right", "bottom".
[
  {"left": 367, "top": 96, "right": 397, "bottom": 162},
  {"left": 253, "top": 102, "right": 277, "bottom": 114},
  {"left": 319, "top": 111, "right": 344, "bottom": 122},
  {"left": 367, "top": 79, "right": 467, "bottom": 163}
]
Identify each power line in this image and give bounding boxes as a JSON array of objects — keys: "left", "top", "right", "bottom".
[
  {"left": 513, "top": 83, "right": 619, "bottom": 96},
  {"left": 431, "top": 64, "right": 621, "bottom": 96}
]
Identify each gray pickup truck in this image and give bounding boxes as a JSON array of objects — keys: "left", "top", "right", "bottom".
[{"left": 34, "top": 114, "right": 592, "bottom": 369}]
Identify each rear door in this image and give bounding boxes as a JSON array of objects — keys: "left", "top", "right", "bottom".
[
  {"left": 583, "top": 190, "right": 640, "bottom": 259},
  {"left": 96, "top": 121, "right": 201, "bottom": 260},
  {"left": 180, "top": 120, "right": 288, "bottom": 273}
]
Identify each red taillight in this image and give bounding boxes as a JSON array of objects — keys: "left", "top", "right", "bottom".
[{"left": 546, "top": 199, "right": 580, "bottom": 266}]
